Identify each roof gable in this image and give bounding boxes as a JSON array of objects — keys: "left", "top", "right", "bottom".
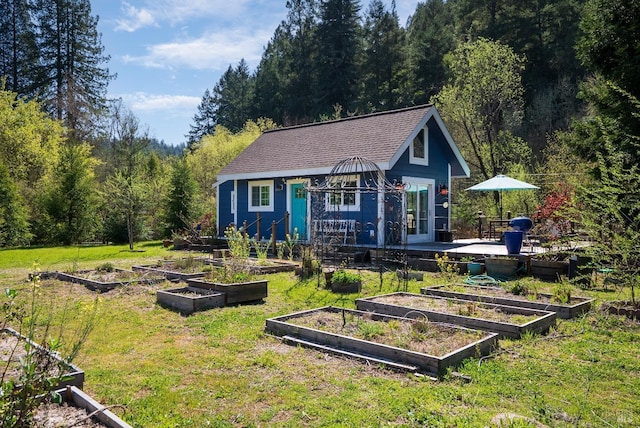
[{"left": 217, "top": 105, "right": 469, "bottom": 181}]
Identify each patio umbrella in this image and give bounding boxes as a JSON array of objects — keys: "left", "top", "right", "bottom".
[{"left": 465, "top": 174, "right": 539, "bottom": 219}]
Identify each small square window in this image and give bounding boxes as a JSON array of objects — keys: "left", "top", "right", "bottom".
[
  {"left": 325, "top": 175, "right": 360, "bottom": 211},
  {"left": 248, "top": 180, "right": 274, "bottom": 212}
]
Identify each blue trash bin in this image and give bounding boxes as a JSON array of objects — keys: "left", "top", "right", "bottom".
[{"left": 504, "top": 230, "right": 523, "bottom": 254}]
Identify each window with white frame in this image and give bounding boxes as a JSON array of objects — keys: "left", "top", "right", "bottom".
[
  {"left": 248, "top": 180, "right": 274, "bottom": 212},
  {"left": 326, "top": 175, "right": 360, "bottom": 211},
  {"left": 410, "top": 127, "right": 429, "bottom": 166}
]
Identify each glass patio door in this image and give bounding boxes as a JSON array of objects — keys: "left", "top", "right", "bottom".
[{"left": 405, "top": 179, "right": 434, "bottom": 243}]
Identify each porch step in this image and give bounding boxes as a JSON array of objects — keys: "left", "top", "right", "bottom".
[{"left": 281, "top": 335, "right": 419, "bottom": 372}]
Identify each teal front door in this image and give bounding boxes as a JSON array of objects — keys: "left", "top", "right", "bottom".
[{"left": 290, "top": 183, "right": 307, "bottom": 238}]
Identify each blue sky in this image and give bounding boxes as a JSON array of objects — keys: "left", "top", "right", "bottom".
[{"left": 92, "top": 1, "right": 419, "bottom": 146}]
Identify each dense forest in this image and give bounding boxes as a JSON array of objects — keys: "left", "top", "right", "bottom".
[
  {"left": 1, "top": 0, "right": 639, "bottom": 278},
  {"left": 188, "top": 0, "right": 585, "bottom": 151}
]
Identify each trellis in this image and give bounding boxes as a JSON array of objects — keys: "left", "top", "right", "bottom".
[{"left": 306, "top": 156, "right": 408, "bottom": 268}]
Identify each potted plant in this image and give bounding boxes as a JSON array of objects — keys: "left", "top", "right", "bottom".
[
  {"left": 328, "top": 269, "right": 361, "bottom": 293},
  {"left": 462, "top": 256, "right": 483, "bottom": 276}
]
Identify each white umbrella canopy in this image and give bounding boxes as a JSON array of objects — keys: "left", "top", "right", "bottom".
[{"left": 466, "top": 174, "right": 539, "bottom": 218}]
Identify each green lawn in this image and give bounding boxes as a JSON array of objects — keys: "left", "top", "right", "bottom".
[{"left": 2, "top": 245, "right": 639, "bottom": 427}]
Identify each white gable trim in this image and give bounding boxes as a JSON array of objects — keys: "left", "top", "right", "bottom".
[
  {"left": 217, "top": 162, "right": 389, "bottom": 183},
  {"left": 389, "top": 108, "right": 470, "bottom": 178}
]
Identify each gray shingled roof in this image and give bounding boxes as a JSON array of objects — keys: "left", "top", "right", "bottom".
[{"left": 217, "top": 105, "right": 449, "bottom": 180}]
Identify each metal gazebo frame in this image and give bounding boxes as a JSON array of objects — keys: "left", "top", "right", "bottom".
[{"left": 306, "top": 156, "right": 408, "bottom": 268}]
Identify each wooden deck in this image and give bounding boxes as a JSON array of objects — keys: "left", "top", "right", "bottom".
[{"left": 379, "top": 238, "right": 547, "bottom": 260}]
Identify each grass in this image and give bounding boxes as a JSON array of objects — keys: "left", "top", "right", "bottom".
[
  {"left": 0, "top": 241, "right": 170, "bottom": 271},
  {"left": 1, "top": 245, "right": 640, "bottom": 427}
]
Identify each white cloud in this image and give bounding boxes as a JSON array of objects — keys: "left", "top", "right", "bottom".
[
  {"left": 113, "top": 0, "right": 250, "bottom": 31},
  {"left": 118, "top": 92, "right": 201, "bottom": 113},
  {"left": 115, "top": 2, "right": 157, "bottom": 32},
  {"left": 122, "top": 28, "right": 272, "bottom": 71}
]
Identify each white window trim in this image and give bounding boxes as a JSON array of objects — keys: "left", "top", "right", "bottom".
[
  {"left": 409, "top": 127, "right": 429, "bottom": 166},
  {"left": 230, "top": 190, "right": 236, "bottom": 215},
  {"left": 325, "top": 174, "right": 361, "bottom": 212},
  {"left": 248, "top": 180, "right": 274, "bottom": 212}
]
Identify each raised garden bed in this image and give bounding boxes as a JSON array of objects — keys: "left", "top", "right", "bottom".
[
  {"left": 132, "top": 261, "right": 208, "bottom": 281},
  {"left": 205, "top": 258, "right": 297, "bottom": 274},
  {"left": 421, "top": 284, "right": 593, "bottom": 319},
  {"left": 34, "top": 385, "right": 132, "bottom": 427},
  {"left": 355, "top": 292, "right": 556, "bottom": 338},
  {"left": 156, "top": 286, "right": 225, "bottom": 315},
  {"left": 55, "top": 269, "right": 165, "bottom": 292},
  {"left": 530, "top": 259, "right": 569, "bottom": 281},
  {"left": 601, "top": 301, "right": 640, "bottom": 320},
  {"left": 484, "top": 257, "right": 521, "bottom": 278},
  {"left": 187, "top": 278, "right": 268, "bottom": 304},
  {"left": 1, "top": 327, "right": 84, "bottom": 390},
  {"left": 265, "top": 306, "right": 497, "bottom": 376}
]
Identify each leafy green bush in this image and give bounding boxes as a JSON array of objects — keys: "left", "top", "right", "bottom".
[{"left": 331, "top": 269, "right": 360, "bottom": 284}]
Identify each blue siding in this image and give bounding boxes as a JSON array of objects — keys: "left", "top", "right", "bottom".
[
  {"left": 231, "top": 179, "right": 288, "bottom": 241},
  {"left": 218, "top": 181, "right": 235, "bottom": 235},
  {"left": 387, "top": 117, "right": 452, "bottom": 231}
]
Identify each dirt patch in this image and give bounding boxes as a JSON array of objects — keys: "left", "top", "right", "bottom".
[
  {"left": 0, "top": 331, "right": 65, "bottom": 382},
  {"left": 33, "top": 402, "right": 105, "bottom": 427},
  {"left": 372, "top": 294, "right": 538, "bottom": 324},
  {"left": 288, "top": 309, "right": 484, "bottom": 357}
]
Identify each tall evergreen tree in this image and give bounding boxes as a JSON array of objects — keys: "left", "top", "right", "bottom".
[
  {"left": 405, "top": 0, "right": 455, "bottom": 104},
  {"left": 164, "top": 158, "right": 200, "bottom": 237},
  {"left": 0, "top": 0, "right": 39, "bottom": 97},
  {"left": 254, "top": 26, "right": 291, "bottom": 125},
  {"left": 283, "top": 0, "right": 319, "bottom": 123},
  {"left": 315, "top": 0, "right": 362, "bottom": 116},
  {"left": 44, "top": 143, "right": 99, "bottom": 245},
  {"left": 186, "top": 89, "right": 217, "bottom": 149},
  {"left": 359, "top": 0, "right": 406, "bottom": 111},
  {"left": 33, "top": 0, "right": 113, "bottom": 141},
  {"left": 211, "top": 59, "right": 255, "bottom": 133}
]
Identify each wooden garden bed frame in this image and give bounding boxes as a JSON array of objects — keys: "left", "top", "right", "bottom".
[
  {"left": 205, "top": 258, "right": 298, "bottom": 274},
  {"left": 356, "top": 292, "right": 556, "bottom": 338},
  {"left": 1, "top": 327, "right": 84, "bottom": 390},
  {"left": 421, "top": 285, "right": 593, "bottom": 319},
  {"left": 54, "top": 269, "right": 165, "bottom": 292},
  {"left": 54, "top": 385, "right": 132, "bottom": 428},
  {"left": 187, "top": 278, "right": 268, "bottom": 304},
  {"left": 132, "top": 264, "right": 207, "bottom": 281},
  {"left": 156, "top": 286, "right": 225, "bottom": 315},
  {"left": 265, "top": 306, "right": 497, "bottom": 376}
]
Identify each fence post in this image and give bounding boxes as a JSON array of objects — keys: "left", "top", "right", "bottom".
[
  {"left": 256, "top": 212, "right": 261, "bottom": 241},
  {"left": 271, "top": 220, "right": 277, "bottom": 255},
  {"left": 284, "top": 211, "right": 290, "bottom": 237}
]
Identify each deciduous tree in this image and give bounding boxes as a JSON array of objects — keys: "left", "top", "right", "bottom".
[
  {"left": 0, "top": 163, "right": 31, "bottom": 247},
  {"left": 433, "top": 38, "right": 528, "bottom": 180}
]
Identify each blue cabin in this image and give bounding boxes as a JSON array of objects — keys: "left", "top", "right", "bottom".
[{"left": 215, "top": 105, "right": 470, "bottom": 245}]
